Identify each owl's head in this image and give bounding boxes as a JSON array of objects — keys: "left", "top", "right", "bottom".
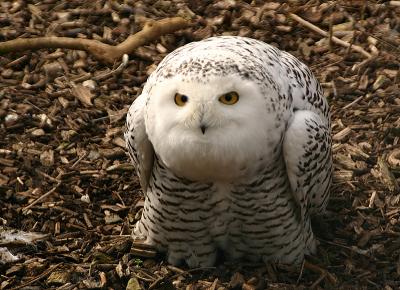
[
  {"left": 144, "top": 75, "right": 284, "bottom": 182},
  {"left": 143, "top": 38, "right": 287, "bottom": 182}
]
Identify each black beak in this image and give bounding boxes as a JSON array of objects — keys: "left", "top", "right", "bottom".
[{"left": 200, "top": 124, "right": 207, "bottom": 134}]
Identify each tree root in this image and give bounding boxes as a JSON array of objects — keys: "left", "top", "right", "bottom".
[{"left": 0, "top": 17, "right": 189, "bottom": 64}]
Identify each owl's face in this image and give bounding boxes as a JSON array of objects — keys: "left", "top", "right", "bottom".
[{"left": 145, "top": 75, "right": 284, "bottom": 182}]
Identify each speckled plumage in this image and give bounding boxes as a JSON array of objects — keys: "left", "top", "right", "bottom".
[{"left": 125, "top": 36, "right": 332, "bottom": 268}]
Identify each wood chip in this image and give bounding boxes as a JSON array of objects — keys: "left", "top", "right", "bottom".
[
  {"left": 333, "top": 127, "right": 352, "bottom": 141},
  {"left": 377, "top": 156, "right": 399, "bottom": 192}
]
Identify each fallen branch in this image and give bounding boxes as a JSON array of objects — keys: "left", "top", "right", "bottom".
[
  {"left": 288, "top": 13, "right": 372, "bottom": 58},
  {"left": 0, "top": 17, "right": 189, "bottom": 64}
]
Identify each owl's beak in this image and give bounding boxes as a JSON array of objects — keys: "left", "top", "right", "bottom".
[
  {"left": 198, "top": 108, "right": 207, "bottom": 134},
  {"left": 200, "top": 124, "right": 207, "bottom": 134}
]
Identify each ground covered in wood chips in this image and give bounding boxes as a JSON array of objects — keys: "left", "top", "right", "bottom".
[{"left": 1, "top": 0, "right": 400, "bottom": 289}]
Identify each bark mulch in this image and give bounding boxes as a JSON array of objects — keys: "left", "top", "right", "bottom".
[{"left": 1, "top": 1, "right": 400, "bottom": 289}]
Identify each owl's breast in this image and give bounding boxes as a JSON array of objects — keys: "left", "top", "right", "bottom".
[
  {"left": 157, "top": 144, "right": 269, "bottom": 183},
  {"left": 152, "top": 126, "right": 284, "bottom": 183}
]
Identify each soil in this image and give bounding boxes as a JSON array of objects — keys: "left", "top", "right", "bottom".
[{"left": 1, "top": 0, "right": 400, "bottom": 289}]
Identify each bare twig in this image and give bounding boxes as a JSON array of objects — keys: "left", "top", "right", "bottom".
[
  {"left": 35, "top": 169, "right": 60, "bottom": 183},
  {"left": 0, "top": 17, "right": 189, "bottom": 64},
  {"left": 70, "top": 152, "right": 88, "bottom": 169},
  {"left": 296, "top": 259, "right": 306, "bottom": 284},
  {"left": 328, "top": 6, "right": 334, "bottom": 51},
  {"left": 9, "top": 263, "right": 62, "bottom": 290},
  {"left": 5, "top": 55, "right": 29, "bottom": 68},
  {"left": 22, "top": 182, "right": 61, "bottom": 212},
  {"left": 304, "top": 261, "right": 337, "bottom": 285},
  {"left": 148, "top": 267, "right": 214, "bottom": 290},
  {"left": 93, "top": 54, "right": 129, "bottom": 81},
  {"left": 288, "top": 13, "right": 372, "bottom": 58},
  {"left": 310, "top": 272, "right": 327, "bottom": 289},
  {"left": 342, "top": 95, "right": 364, "bottom": 110}
]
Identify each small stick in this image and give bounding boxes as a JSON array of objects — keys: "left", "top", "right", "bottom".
[
  {"left": 114, "top": 191, "right": 126, "bottom": 207},
  {"left": 304, "top": 261, "right": 337, "bottom": 285},
  {"left": 296, "top": 259, "right": 306, "bottom": 284},
  {"left": 351, "top": 55, "right": 376, "bottom": 72},
  {"left": 9, "top": 263, "right": 62, "bottom": 290},
  {"left": 148, "top": 267, "right": 214, "bottom": 290},
  {"left": 71, "top": 152, "right": 88, "bottom": 169},
  {"left": 342, "top": 95, "right": 364, "bottom": 110},
  {"left": 167, "top": 265, "right": 186, "bottom": 275},
  {"left": 344, "top": 31, "right": 356, "bottom": 58},
  {"left": 288, "top": 13, "right": 372, "bottom": 58},
  {"left": 22, "top": 182, "right": 61, "bottom": 212},
  {"left": 328, "top": 9, "right": 334, "bottom": 51},
  {"left": 310, "top": 272, "right": 327, "bottom": 289},
  {"left": 0, "top": 17, "right": 189, "bottom": 64},
  {"left": 5, "top": 55, "right": 29, "bottom": 68},
  {"left": 148, "top": 277, "right": 165, "bottom": 290},
  {"left": 35, "top": 169, "right": 60, "bottom": 183},
  {"left": 70, "top": 8, "right": 111, "bottom": 15},
  {"left": 93, "top": 54, "right": 129, "bottom": 81}
]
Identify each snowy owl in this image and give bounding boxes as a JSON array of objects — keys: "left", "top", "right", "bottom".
[{"left": 125, "top": 36, "right": 332, "bottom": 268}]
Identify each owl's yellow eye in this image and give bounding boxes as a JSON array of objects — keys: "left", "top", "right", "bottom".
[
  {"left": 174, "top": 93, "right": 188, "bottom": 106},
  {"left": 219, "top": 91, "right": 239, "bottom": 105}
]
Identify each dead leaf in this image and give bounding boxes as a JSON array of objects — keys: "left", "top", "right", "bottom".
[
  {"left": 71, "top": 84, "right": 94, "bottom": 106},
  {"left": 126, "top": 277, "right": 142, "bottom": 290}
]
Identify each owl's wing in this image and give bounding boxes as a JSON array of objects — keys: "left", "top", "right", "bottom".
[
  {"left": 124, "top": 93, "right": 154, "bottom": 192},
  {"left": 283, "top": 110, "right": 332, "bottom": 217}
]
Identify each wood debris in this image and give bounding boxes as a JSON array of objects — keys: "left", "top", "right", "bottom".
[{"left": 1, "top": 0, "right": 400, "bottom": 289}]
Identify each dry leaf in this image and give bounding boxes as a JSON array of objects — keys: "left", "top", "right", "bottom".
[{"left": 71, "top": 84, "right": 94, "bottom": 106}]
